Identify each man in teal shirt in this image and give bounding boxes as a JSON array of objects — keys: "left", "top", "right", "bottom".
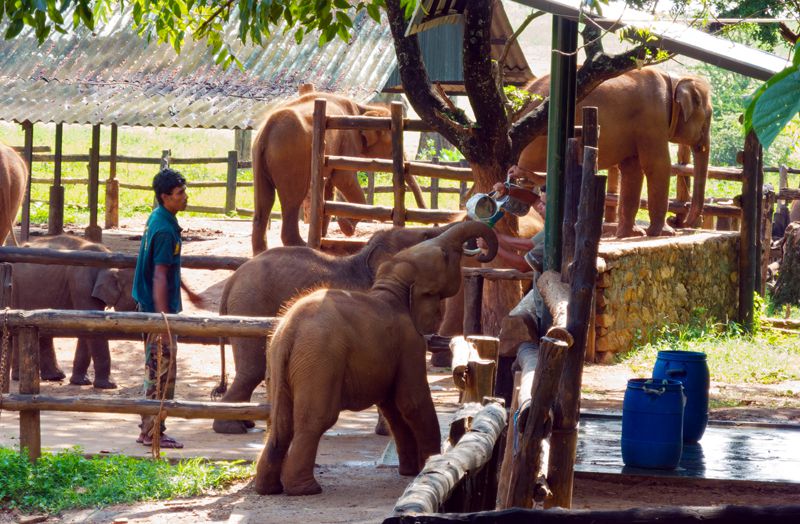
[{"left": 133, "top": 168, "right": 189, "bottom": 449}]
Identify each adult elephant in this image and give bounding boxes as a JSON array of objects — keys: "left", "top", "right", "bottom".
[
  {"left": 0, "top": 142, "right": 28, "bottom": 246},
  {"left": 253, "top": 221, "right": 498, "bottom": 496},
  {"left": 518, "top": 67, "right": 712, "bottom": 238},
  {"left": 213, "top": 222, "right": 464, "bottom": 434},
  {"left": 251, "top": 91, "right": 425, "bottom": 254},
  {"left": 11, "top": 235, "right": 136, "bottom": 388}
]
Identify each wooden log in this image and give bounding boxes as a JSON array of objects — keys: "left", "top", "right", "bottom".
[
  {"left": 225, "top": 150, "right": 238, "bottom": 215},
  {"left": 392, "top": 401, "right": 507, "bottom": 515},
  {"left": 391, "top": 102, "right": 406, "bottom": 227},
  {"left": 604, "top": 194, "right": 742, "bottom": 218},
  {"left": 463, "top": 275, "right": 483, "bottom": 336},
  {"left": 11, "top": 145, "right": 50, "bottom": 153},
  {"left": 450, "top": 336, "right": 473, "bottom": 391},
  {"left": 671, "top": 162, "right": 744, "bottom": 182},
  {"left": 48, "top": 122, "right": 65, "bottom": 235},
  {"left": 778, "top": 188, "right": 800, "bottom": 200},
  {"left": 0, "top": 263, "right": 11, "bottom": 394},
  {"left": 407, "top": 161, "right": 473, "bottom": 182},
  {"left": 322, "top": 201, "right": 464, "bottom": 224},
  {"left": 308, "top": 98, "right": 327, "bottom": 250},
  {"left": 385, "top": 504, "right": 800, "bottom": 523},
  {"left": 495, "top": 370, "right": 521, "bottom": 508},
  {"left": 537, "top": 270, "right": 569, "bottom": 328},
  {"left": 561, "top": 138, "right": 581, "bottom": 283},
  {"left": 326, "top": 114, "right": 392, "bottom": 130},
  {"left": 325, "top": 156, "right": 473, "bottom": 182},
  {"left": 0, "top": 246, "right": 247, "bottom": 271},
  {"left": 18, "top": 327, "right": 40, "bottom": 461},
  {"left": 763, "top": 316, "right": 800, "bottom": 329},
  {"left": 467, "top": 335, "right": 499, "bottom": 362},
  {"left": 30, "top": 154, "right": 230, "bottom": 165},
  {"left": 85, "top": 125, "right": 102, "bottom": 242},
  {"left": 1, "top": 309, "right": 275, "bottom": 338},
  {"left": 461, "top": 268, "right": 531, "bottom": 281},
  {"left": 738, "top": 131, "right": 761, "bottom": 330},
  {"left": 547, "top": 145, "right": 606, "bottom": 509},
  {"left": 761, "top": 189, "right": 775, "bottom": 295},
  {"left": 367, "top": 171, "right": 376, "bottom": 204},
  {"left": 444, "top": 402, "right": 483, "bottom": 453},
  {"left": 20, "top": 121, "right": 33, "bottom": 242},
  {"left": 0, "top": 394, "right": 270, "bottom": 420},
  {"left": 504, "top": 336, "right": 568, "bottom": 509},
  {"left": 104, "top": 123, "right": 119, "bottom": 229},
  {"left": 464, "top": 360, "right": 496, "bottom": 404}
]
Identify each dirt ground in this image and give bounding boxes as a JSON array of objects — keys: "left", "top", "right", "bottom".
[{"left": 1, "top": 217, "right": 799, "bottom": 523}]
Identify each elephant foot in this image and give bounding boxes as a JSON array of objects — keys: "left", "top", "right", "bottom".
[
  {"left": 430, "top": 350, "right": 452, "bottom": 368},
  {"left": 398, "top": 462, "right": 422, "bottom": 477},
  {"left": 69, "top": 374, "right": 92, "bottom": 386},
  {"left": 41, "top": 369, "right": 66, "bottom": 382},
  {"left": 243, "top": 419, "right": 256, "bottom": 429},
  {"left": 254, "top": 475, "right": 283, "bottom": 495},
  {"left": 650, "top": 223, "right": 676, "bottom": 237},
  {"left": 616, "top": 225, "right": 646, "bottom": 238},
  {"left": 283, "top": 478, "right": 322, "bottom": 496},
  {"left": 374, "top": 415, "right": 391, "bottom": 436},
  {"left": 93, "top": 378, "right": 118, "bottom": 390},
  {"left": 213, "top": 419, "right": 249, "bottom": 434}
]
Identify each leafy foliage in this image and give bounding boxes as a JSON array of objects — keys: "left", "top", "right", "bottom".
[{"left": 0, "top": 447, "right": 252, "bottom": 513}]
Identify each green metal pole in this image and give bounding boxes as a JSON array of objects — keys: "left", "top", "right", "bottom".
[{"left": 544, "top": 16, "right": 578, "bottom": 272}]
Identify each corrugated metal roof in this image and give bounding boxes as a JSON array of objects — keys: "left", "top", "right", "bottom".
[
  {"left": 516, "top": 0, "right": 791, "bottom": 81},
  {"left": 0, "top": 8, "right": 397, "bottom": 129}
]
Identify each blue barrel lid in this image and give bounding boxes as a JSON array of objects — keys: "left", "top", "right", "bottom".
[{"left": 656, "top": 350, "right": 707, "bottom": 362}]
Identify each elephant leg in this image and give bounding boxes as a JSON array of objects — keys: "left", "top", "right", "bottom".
[
  {"left": 641, "top": 145, "right": 675, "bottom": 237},
  {"left": 320, "top": 180, "right": 334, "bottom": 237},
  {"left": 378, "top": 402, "right": 422, "bottom": 476},
  {"left": 252, "top": 177, "right": 276, "bottom": 254},
  {"left": 213, "top": 338, "right": 266, "bottom": 434},
  {"left": 280, "top": 382, "right": 340, "bottom": 495},
  {"left": 88, "top": 337, "right": 116, "bottom": 389},
  {"left": 394, "top": 372, "right": 441, "bottom": 472},
  {"left": 374, "top": 411, "right": 391, "bottom": 436},
  {"left": 330, "top": 169, "right": 366, "bottom": 237},
  {"left": 279, "top": 198, "right": 306, "bottom": 247},
  {"left": 39, "top": 336, "right": 66, "bottom": 381},
  {"left": 616, "top": 156, "right": 646, "bottom": 238},
  {"left": 69, "top": 338, "right": 92, "bottom": 386}
]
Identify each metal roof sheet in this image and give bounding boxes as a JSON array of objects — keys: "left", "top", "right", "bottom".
[
  {"left": 516, "top": 0, "right": 792, "bottom": 81},
  {"left": 0, "top": 8, "right": 397, "bottom": 129}
]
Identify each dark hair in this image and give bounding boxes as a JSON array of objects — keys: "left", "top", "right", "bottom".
[{"left": 152, "top": 168, "right": 186, "bottom": 205}]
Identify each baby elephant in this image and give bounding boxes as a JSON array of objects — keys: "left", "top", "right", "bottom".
[{"left": 253, "top": 221, "right": 498, "bottom": 496}]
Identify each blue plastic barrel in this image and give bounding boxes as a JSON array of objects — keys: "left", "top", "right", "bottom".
[
  {"left": 652, "top": 350, "right": 709, "bottom": 442},
  {"left": 621, "top": 378, "right": 685, "bottom": 469}
]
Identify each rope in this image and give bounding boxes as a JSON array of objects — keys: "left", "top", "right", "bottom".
[
  {"left": 0, "top": 308, "right": 10, "bottom": 423},
  {"left": 151, "top": 313, "right": 174, "bottom": 459}
]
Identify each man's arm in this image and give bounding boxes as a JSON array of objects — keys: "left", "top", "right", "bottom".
[{"left": 153, "top": 264, "right": 170, "bottom": 313}]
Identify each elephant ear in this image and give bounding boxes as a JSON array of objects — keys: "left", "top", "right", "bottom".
[
  {"left": 675, "top": 80, "right": 697, "bottom": 123},
  {"left": 361, "top": 109, "right": 388, "bottom": 149},
  {"left": 92, "top": 268, "right": 122, "bottom": 308}
]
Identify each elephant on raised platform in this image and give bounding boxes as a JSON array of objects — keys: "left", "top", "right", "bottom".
[
  {"left": 250, "top": 91, "right": 424, "bottom": 253},
  {"left": 213, "top": 222, "right": 465, "bottom": 434},
  {"left": 518, "top": 67, "right": 712, "bottom": 238},
  {"left": 0, "top": 142, "right": 28, "bottom": 246},
  {"left": 11, "top": 235, "right": 136, "bottom": 388},
  {"left": 253, "top": 221, "right": 498, "bottom": 496}
]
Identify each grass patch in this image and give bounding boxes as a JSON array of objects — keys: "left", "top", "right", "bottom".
[
  {"left": 0, "top": 447, "right": 252, "bottom": 514},
  {"left": 618, "top": 309, "right": 800, "bottom": 385}
]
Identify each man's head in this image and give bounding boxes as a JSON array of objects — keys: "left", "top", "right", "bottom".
[{"left": 153, "top": 168, "right": 188, "bottom": 213}]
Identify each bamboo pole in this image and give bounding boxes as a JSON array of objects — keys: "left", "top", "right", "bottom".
[
  {"left": 547, "top": 145, "right": 606, "bottom": 509},
  {"left": 0, "top": 309, "right": 275, "bottom": 338},
  {"left": 308, "top": 98, "right": 328, "bottom": 249},
  {"left": 0, "top": 394, "right": 270, "bottom": 420}
]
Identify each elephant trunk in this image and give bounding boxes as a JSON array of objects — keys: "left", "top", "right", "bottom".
[
  {"left": 433, "top": 221, "right": 498, "bottom": 262},
  {"left": 683, "top": 133, "right": 710, "bottom": 228}
]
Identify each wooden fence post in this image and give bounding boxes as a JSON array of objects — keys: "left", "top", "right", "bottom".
[
  {"left": 104, "top": 123, "right": 119, "bottom": 229},
  {"left": 20, "top": 121, "right": 34, "bottom": 242},
  {"left": 153, "top": 149, "right": 171, "bottom": 209},
  {"left": 234, "top": 129, "right": 252, "bottom": 163},
  {"left": 18, "top": 326, "right": 41, "bottom": 461},
  {"left": 463, "top": 275, "right": 484, "bottom": 336},
  {"left": 307, "top": 98, "right": 327, "bottom": 250},
  {"left": 85, "top": 124, "right": 102, "bottom": 242},
  {"left": 739, "top": 131, "right": 761, "bottom": 331},
  {"left": 561, "top": 138, "right": 581, "bottom": 283},
  {"left": 225, "top": 150, "right": 239, "bottom": 215},
  {"left": 48, "top": 123, "right": 65, "bottom": 235},
  {"left": 366, "top": 172, "right": 375, "bottom": 205},
  {"left": 391, "top": 102, "right": 406, "bottom": 227},
  {"left": 0, "top": 263, "right": 12, "bottom": 394}
]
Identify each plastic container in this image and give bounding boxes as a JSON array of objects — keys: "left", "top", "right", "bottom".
[
  {"left": 652, "top": 350, "right": 710, "bottom": 443},
  {"left": 621, "top": 378, "right": 685, "bottom": 469}
]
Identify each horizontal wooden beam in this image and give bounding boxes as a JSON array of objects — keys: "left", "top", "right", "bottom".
[
  {"left": 0, "top": 394, "right": 270, "bottom": 420},
  {"left": 326, "top": 156, "right": 472, "bottom": 182},
  {"left": 1, "top": 309, "right": 275, "bottom": 338},
  {"left": 323, "top": 201, "right": 464, "bottom": 224},
  {"left": 605, "top": 195, "right": 742, "bottom": 218},
  {"left": 0, "top": 246, "right": 247, "bottom": 270},
  {"left": 461, "top": 267, "right": 532, "bottom": 281},
  {"left": 671, "top": 163, "right": 743, "bottom": 182}
]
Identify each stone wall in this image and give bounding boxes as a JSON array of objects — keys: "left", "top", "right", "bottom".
[{"left": 593, "top": 231, "right": 739, "bottom": 361}]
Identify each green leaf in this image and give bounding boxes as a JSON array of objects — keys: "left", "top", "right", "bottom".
[
  {"left": 750, "top": 65, "right": 800, "bottom": 148},
  {"left": 335, "top": 11, "right": 352, "bottom": 28},
  {"left": 366, "top": 3, "right": 380, "bottom": 23},
  {"left": 794, "top": 41, "right": 800, "bottom": 68},
  {"left": 5, "top": 19, "right": 24, "bottom": 40}
]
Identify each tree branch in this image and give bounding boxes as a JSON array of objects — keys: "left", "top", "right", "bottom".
[{"left": 384, "top": 0, "right": 470, "bottom": 149}]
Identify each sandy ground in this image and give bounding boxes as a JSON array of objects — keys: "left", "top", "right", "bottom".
[{"left": 1, "top": 217, "right": 799, "bottom": 522}]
